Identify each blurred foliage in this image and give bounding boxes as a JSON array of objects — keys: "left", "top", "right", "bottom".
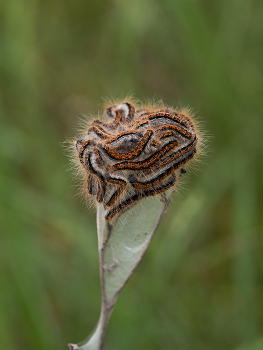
[{"left": 0, "top": 0, "right": 263, "bottom": 349}]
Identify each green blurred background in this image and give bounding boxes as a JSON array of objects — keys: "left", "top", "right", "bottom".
[{"left": 1, "top": 0, "right": 263, "bottom": 349}]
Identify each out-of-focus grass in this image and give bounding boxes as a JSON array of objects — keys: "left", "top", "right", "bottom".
[{"left": 0, "top": 0, "right": 263, "bottom": 349}]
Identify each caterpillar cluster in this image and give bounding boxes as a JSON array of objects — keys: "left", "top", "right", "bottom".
[{"left": 75, "top": 101, "right": 201, "bottom": 222}]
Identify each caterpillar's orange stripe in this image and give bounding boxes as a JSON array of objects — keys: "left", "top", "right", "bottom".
[
  {"left": 157, "top": 124, "right": 192, "bottom": 139},
  {"left": 108, "top": 110, "right": 122, "bottom": 128},
  {"left": 108, "top": 177, "right": 127, "bottom": 186},
  {"left": 159, "top": 131, "right": 174, "bottom": 139},
  {"left": 93, "top": 110, "right": 122, "bottom": 129},
  {"left": 105, "top": 131, "right": 137, "bottom": 144},
  {"left": 148, "top": 111, "right": 188, "bottom": 128},
  {"left": 125, "top": 102, "right": 135, "bottom": 121},
  {"left": 156, "top": 136, "right": 197, "bottom": 169},
  {"left": 102, "top": 130, "right": 153, "bottom": 160},
  {"left": 113, "top": 140, "right": 177, "bottom": 170},
  {"left": 105, "top": 175, "right": 176, "bottom": 220},
  {"left": 84, "top": 152, "right": 106, "bottom": 202},
  {"left": 88, "top": 125, "right": 113, "bottom": 139},
  {"left": 96, "top": 177, "right": 105, "bottom": 203},
  {"left": 130, "top": 167, "right": 175, "bottom": 190},
  {"left": 95, "top": 149, "right": 104, "bottom": 165},
  {"left": 105, "top": 177, "right": 126, "bottom": 207},
  {"left": 79, "top": 140, "right": 91, "bottom": 163}
]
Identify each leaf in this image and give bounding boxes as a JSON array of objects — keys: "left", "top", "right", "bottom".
[
  {"left": 71, "top": 187, "right": 176, "bottom": 350},
  {"left": 101, "top": 192, "right": 173, "bottom": 302}
]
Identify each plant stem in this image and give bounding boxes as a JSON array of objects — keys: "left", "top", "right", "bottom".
[{"left": 97, "top": 222, "right": 114, "bottom": 350}]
